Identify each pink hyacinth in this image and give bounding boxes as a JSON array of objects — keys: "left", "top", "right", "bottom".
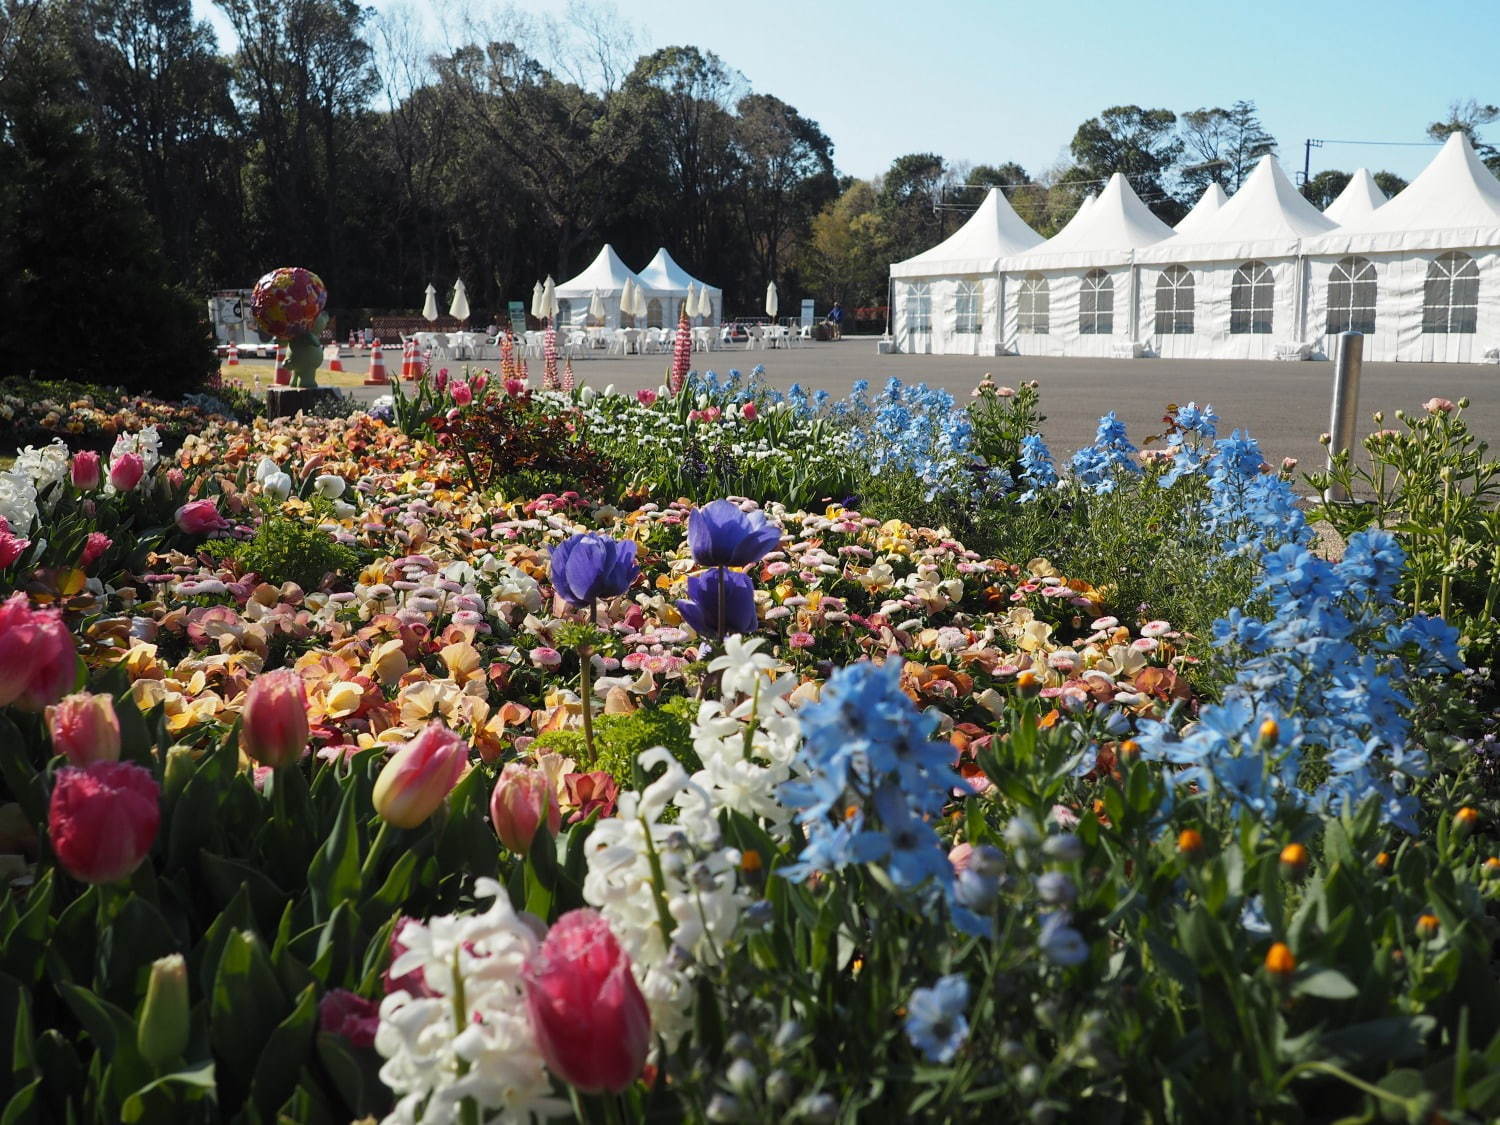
[{"left": 669, "top": 310, "right": 692, "bottom": 394}]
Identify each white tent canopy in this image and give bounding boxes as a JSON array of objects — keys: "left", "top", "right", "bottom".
[
  {"left": 1322, "top": 168, "right": 1388, "bottom": 226},
  {"left": 553, "top": 244, "right": 654, "bottom": 328},
  {"left": 1011, "top": 173, "right": 1175, "bottom": 269},
  {"left": 1173, "top": 183, "right": 1228, "bottom": 240},
  {"left": 636, "top": 248, "right": 722, "bottom": 324},
  {"left": 890, "top": 187, "right": 1042, "bottom": 278}
]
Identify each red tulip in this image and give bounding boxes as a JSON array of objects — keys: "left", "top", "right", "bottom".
[
  {"left": 524, "top": 909, "right": 649, "bottom": 1094},
  {"left": 77, "top": 532, "right": 112, "bottom": 568},
  {"left": 71, "top": 451, "right": 101, "bottom": 490},
  {"left": 48, "top": 761, "right": 159, "bottom": 884},
  {"left": 239, "top": 668, "right": 309, "bottom": 769},
  {"left": 318, "top": 988, "right": 380, "bottom": 1048},
  {"left": 46, "top": 692, "right": 121, "bottom": 766},
  {"left": 372, "top": 722, "right": 468, "bottom": 828},
  {"left": 0, "top": 592, "right": 76, "bottom": 710},
  {"left": 450, "top": 380, "right": 473, "bottom": 406},
  {"left": 489, "top": 763, "right": 561, "bottom": 853},
  {"left": 108, "top": 453, "right": 145, "bottom": 492},
  {"left": 0, "top": 516, "right": 28, "bottom": 569},
  {"left": 174, "top": 499, "right": 230, "bottom": 535}
]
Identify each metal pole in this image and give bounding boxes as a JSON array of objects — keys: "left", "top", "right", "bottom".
[{"left": 1325, "top": 330, "right": 1363, "bottom": 502}]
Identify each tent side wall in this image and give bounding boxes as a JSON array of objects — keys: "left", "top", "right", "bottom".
[
  {"left": 1001, "top": 265, "right": 1139, "bottom": 358},
  {"left": 1141, "top": 258, "right": 1303, "bottom": 360},
  {"left": 893, "top": 275, "right": 1005, "bottom": 356}
]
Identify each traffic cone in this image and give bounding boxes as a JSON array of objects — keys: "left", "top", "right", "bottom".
[
  {"left": 325, "top": 343, "right": 344, "bottom": 372},
  {"left": 274, "top": 343, "right": 291, "bottom": 385},
  {"left": 401, "top": 340, "right": 417, "bottom": 380},
  {"left": 226, "top": 342, "right": 239, "bottom": 366},
  {"left": 365, "top": 338, "right": 388, "bottom": 385}
]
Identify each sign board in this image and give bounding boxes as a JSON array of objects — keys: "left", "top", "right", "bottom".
[
  {"left": 800, "top": 299, "right": 815, "bottom": 327},
  {"left": 508, "top": 301, "right": 527, "bottom": 334}
]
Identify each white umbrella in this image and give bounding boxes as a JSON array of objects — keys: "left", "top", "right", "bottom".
[
  {"left": 696, "top": 285, "right": 713, "bottom": 320},
  {"left": 422, "top": 284, "right": 439, "bottom": 323},
  {"left": 685, "top": 283, "right": 699, "bottom": 321},
  {"left": 588, "top": 289, "right": 606, "bottom": 321},
  {"left": 530, "top": 281, "right": 544, "bottom": 318},
  {"left": 449, "top": 280, "right": 470, "bottom": 323},
  {"left": 765, "top": 281, "right": 779, "bottom": 320},
  {"left": 541, "top": 276, "right": 558, "bottom": 321}
]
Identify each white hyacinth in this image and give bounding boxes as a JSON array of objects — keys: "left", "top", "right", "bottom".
[
  {"left": 375, "top": 878, "right": 564, "bottom": 1125},
  {"left": 582, "top": 747, "right": 745, "bottom": 1045},
  {"left": 110, "top": 425, "right": 162, "bottom": 472},
  {"left": 0, "top": 467, "right": 39, "bottom": 532},
  {"left": 12, "top": 439, "right": 70, "bottom": 495}
]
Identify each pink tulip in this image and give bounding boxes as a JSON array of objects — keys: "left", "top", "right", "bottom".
[
  {"left": 490, "top": 763, "right": 561, "bottom": 853},
  {"left": 450, "top": 381, "right": 472, "bottom": 406},
  {"left": 636, "top": 389, "right": 658, "bottom": 407},
  {"left": 167, "top": 468, "right": 186, "bottom": 490},
  {"left": 1423, "top": 397, "right": 1455, "bottom": 414},
  {"left": 71, "top": 451, "right": 101, "bottom": 490},
  {"left": 48, "top": 761, "right": 159, "bottom": 884},
  {"left": 372, "top": 722, "right": 468, "bottom": 828},
  {"left": 46, "top": 692, "right": 121, "bottom": 766},
  {"left": 434, "top": 371, "right": 449, "bottom": 393},
  {"left": 471, "top": 374, "right": 488, "bottom": 395},
  {"left": 318, "top": 989, "right": 380, "bottom": 1048},
  {"left": 740, "top": 401, "right": 757, "bottom": 421},
  {"left": 239, "top": 667, "right": 309, "bottom": 769},
  {"left": 108, "top": 453, "right": 145, "bottom": 492},
  {"left": 0, "top": 592, "right": 76, "bottom": 710},
  {"left": 174, "top": 499, "right": 230, "bottom": 535},
  {"left": 505, "top": 379, "right": 525, "bottom": 396},
  {"left": 77, "top": 532, "right": 112, "bottom": 568},
  {"left": 524, "top": 909, "right": 649, "bottom": 1094},
  {"left": 0, "top": 517, "right": 28, "bottom": 569}
]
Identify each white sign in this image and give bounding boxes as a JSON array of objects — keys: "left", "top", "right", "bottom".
[{"left": 800, "top": 298, "right": 815, "bottom": 327}]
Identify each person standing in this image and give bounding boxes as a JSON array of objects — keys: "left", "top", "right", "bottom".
[{"left": 826, "top": 301, "right": 845, "bottom": 340}]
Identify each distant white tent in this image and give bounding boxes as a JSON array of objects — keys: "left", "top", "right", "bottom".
[
  {"left": 1173, "top": 184, "right": 1228, "bottom": 240},
  {"left": 890, "top": 187, "right": 1044, "bottom": 354},
  {"left": 636, "top": 248, "right": 722, "bottom": 326},
  {"left": 1322, "top": 169, "right": 1388, "bottom": 226},
  {"left": 554, "top": 245, "right": 652, "bottom": 328}
]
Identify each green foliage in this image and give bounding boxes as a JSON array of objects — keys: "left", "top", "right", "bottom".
[
  {"left": 533, "top": 696, "right": 700, "bottom": 790},
  {"left": 207, "top": 507, "right": 361, "bottom": 592}
]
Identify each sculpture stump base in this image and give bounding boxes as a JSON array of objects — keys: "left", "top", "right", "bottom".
[{"left": 265, "top": 386, "right": 325, "bottom": 420}]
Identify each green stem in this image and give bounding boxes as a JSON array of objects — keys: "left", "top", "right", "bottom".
[
  {"left": 271, "top": 766, "right": 289, "bottom": 825},
  {"left": 360, "top": 820, "right": 393, "bottom": 885},
  {"left": 716, "top": 564, "right": 726, "bottom": 640},
  {"left": 579, "top": 642, "right": 595, "bottom": 762},
  {"left": 601, "top": 1092, "right": 626, "bottom": 1125},
  {"left": 1280, "top": 1060, "right": 1418, "bottom": 1109},
  {"left": 638, "top": 816, "right": 679, "bottom": 951}
]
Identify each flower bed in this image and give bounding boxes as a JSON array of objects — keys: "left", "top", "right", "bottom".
[{"left": 0, "top": 373, "right": 1495, "bottom": 1123}]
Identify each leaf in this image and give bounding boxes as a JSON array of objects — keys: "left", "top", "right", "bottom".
[
  {"left": 0, "top": 1079, "right": 40, "bottom": 1125},
  {"left": 1316, "top": 1016, "right": 1436, "bottom": 1066},
  {"left": 119, "top": 1061, "right": 217, "bottom": 1123},
  {"left": 199, "top": 852, "right": 291, "bottom": 937},
  {"left": 210, "top": 930, "right": 288, "bottom": 1108},
  {"left": 250, "top": 983, "right": 317, "bottom": 1116},
  {"left": 56, "top": 982, "right": 136, "bottom": 1062},
  {"left": 307, "top": 786, "right": 361, "bottom": 924},
  {"left": 1293, "top": 969, "right": 1359, "bottom": 1000},
  {"left": 0, "top": 716, "right": 46, "bottom": 828},
  {"left": 0, "top": 876, "right": 53, "bottom": 987}
]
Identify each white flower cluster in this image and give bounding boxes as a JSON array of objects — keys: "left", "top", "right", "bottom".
[
  {"left": 110, "top": 424, "right": 161, "bottom": 471},
  {"left": 0, "top": 438, "right": 70, "bottom": 529},
  {"left": 375, "top": 878, "right": 565, "bottom": 1125},
  {"left": 0, "top": 466, "right": 38, "bottom": 531},
  {"left": 688, "top": 636, "right": 807, "bottom": 839},
  {"left": 582, "top": 747, "right": 746, "bottom": 1045}
]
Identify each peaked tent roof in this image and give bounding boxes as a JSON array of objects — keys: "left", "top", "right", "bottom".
[
  {"left": 1309, "top": 132, "right": 1500, "bottom": 254},
  {"left": 1173, "top": 183, "right": 1228, "bottom": 239},
  {"left": 1322, "top": 169, "right": 1388, "bottom": 225},
  {"left": 555, "top": 244, "right": 648, "bottom": 297},
  {"left": 637, "top": 248, "right": 722, "bottom": 298},
  {"left": 891, "top": 187, "right": 1043, "bottom": 278},
  {"left": 1007, "top": 174, "right": 1174, "bottom": 269}
]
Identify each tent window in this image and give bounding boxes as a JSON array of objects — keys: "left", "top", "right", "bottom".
[
  {"left": 1326, "top": 257, "right": 1377, "bottom": 335},
  {"left": 1230, "top": 260, "right": 1274, "bottom": 334},
  {"left": 906, "top": 282, "right": 932, "bottom": 332},
  {"left": 1018, "top": 275, "right": 1049, "bottom": 334},
  {"left": 1423, "top": 252, "right": 1479, "bottom": 334},
  {"left": 1154, "top": 266, "right": 1194, "bottom": 334},
  {"left": 955, "top": 281, "right": 982, "bottom": 333},
  {"left": 646, "top": 298, "right": 663, "bottom": 329},
  {"left": 556, "top": 299, "right": 571, "bottom": 326},
  {"left": 1079, "top": 269, "right": 1113, "bottom": 335}
]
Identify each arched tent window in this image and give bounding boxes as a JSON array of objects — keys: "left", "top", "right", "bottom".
[
  {"left": 1230, "top": 260, "right": 1274, "bottom": 334},
  {"left": 556, "top": 299, "right": 572, "bottom": 326},
  {"left": 955, "top": 280, "right": 982, "bottom": 333},
  {"left": 1079, "top": 269, "right": 1113, "bottom": 335},
  {"left": 646, "top": 298, "right": 663, "bottom": 329},
  {"left": 905, "top": 282, "right": 932, "bottom": 331},
  {"left": 1154, "top": 266, "right": 1194, "bottom": 334},
  {"left": 1018, "top": 274, "right": 1049, "bottom": 334},
  {"left": 1423, "top": 252, "right": 1479, "bottom": 333},
  {"left": 1326, "top": 257, "right": 1377, "bottom": 335}
]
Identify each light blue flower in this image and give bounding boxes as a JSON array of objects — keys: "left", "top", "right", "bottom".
[{"left": 904, "top": 975, "right": 970, "bottom": 1062}]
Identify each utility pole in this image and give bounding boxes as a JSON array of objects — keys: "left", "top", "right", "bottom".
[{"left": 1301, "top": 138, "right": 1324, "bottom": 185}]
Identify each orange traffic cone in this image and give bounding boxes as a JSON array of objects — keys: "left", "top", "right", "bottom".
[
  {"left": 226, "top": 342, "right": 239, "bottom": 366},
  {"left": 325, "top": 343, "right": 344, "bottom": 372},
  {"left": 401, "top": 340, "right": 417, "bottom": 380},
  {"left": 365, "top": 338, "right": 388, "bottom": 385},
  {"left": 274, "top": 343, "right": 291, "bottom": 385}
]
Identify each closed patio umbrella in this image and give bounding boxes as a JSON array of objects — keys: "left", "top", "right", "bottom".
[
  {"left": 588, "top": 289, "right": 606, "bottom": 322},
  {"left": 765, "top": 281, "right": 778, "bottom": 321},
  {"left": 422, "top": 284, "right": 439, "bottom": 322},
  {"left": 541, "top": 276, "right": 559, "bottom": 321},
  {"left": 449, "top": 280, "right": 470, "bottom": 324},
  {"left": 530, "top": 281, "right": 544, "bottom": 318}
]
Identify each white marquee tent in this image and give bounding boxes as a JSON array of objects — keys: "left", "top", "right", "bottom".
[
  {"left": 636, "top": 248, "right": 722, "bottom": 327},
  {"left": 553, "top": 245, "right": 653, "bottom": 329},
  {"left": 890, "top": 187, "right": 1043, "bottom": 354},
  {"left": 888, "top": 132, "right": 1500, "bottom": 363}
]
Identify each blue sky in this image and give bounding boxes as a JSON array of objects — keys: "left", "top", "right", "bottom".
[{"left": 191, "top": 0, "right": 1494, "bottom": 185}]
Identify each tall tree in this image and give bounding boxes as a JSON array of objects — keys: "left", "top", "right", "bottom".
[
  {"left": 1300, "top": 169, "right": 1351, "bottom": 209},
  {"left": 799, "top": 179, "right": 886, "bottom": 309},
  {"left": 732, "top": 92, "right": 835, "bottom": 291},
  {"left": 1181, "top": 101, "right": 1276, "bottom": 194},
  {"left": 877, "top": 152, "right": 945, "bottom": 263},
  {"left": 970, "top": 161, "right": 1030, "bottom": 195},
  {"left": 1427, "top": 98, "right": 1500, "bottom": 174},
  {"left": 1069, "top": 105, "right": 1184, "bottom": 220}
]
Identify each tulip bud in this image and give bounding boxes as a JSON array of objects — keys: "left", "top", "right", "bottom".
[
  {"left": 489, "top": 763, "right": 561, "bottom": 854},
  {"left": 137, "top": 954, "right": 190, "bottom": 1068},
  {"left": 162, "top": 744, "right": 197, "bottom": 803},
  {"left": 373, "top": 722, "right": 468, "bottom": 828},
  {"left": 1279, "top": 843, "right": 1309, "bottom": 881},
  {"left": 48, "top": 761, "right": 159, "bottom": 884},
  {"left": 239, "top": 668, "right": 308, "bottom": 769},
  {"left": 46, "top": 692, "right": 121, "bottom": 766},
  {"left": 71, "top": 451, "right": 101, "bottom": 490},
  {"left": 1263, "top": 941, "right": 1296, "bottom": 978}
]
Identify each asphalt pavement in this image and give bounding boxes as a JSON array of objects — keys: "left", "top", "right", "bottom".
[{"left": 227, "top": 339, "right": 1499, "bottom": 479}]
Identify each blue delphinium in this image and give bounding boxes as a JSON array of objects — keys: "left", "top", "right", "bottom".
[
  {"left": 779, "top": 660, "right": 987, "bottom": 935},
  {"left": 1174, "top": 401, "right": 1219, "bottom": 439},
  {"left": 1070, "top": 412, "right": 1142, "bottom": 494},
  {"left": 1017, "top": 434, "right": 1057, "bottom": 501},
  {"left": 904, "top": 975, "right": 971, "bottom": 1063}
]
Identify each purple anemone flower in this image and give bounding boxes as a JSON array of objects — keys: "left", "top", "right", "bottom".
[
  {"left": 676, "top": 569, "right": 759, "bottom": 637},
  {"left": 549, "top": 533, "right": 639, "bottom": 608},
  {"left": 686, "top": 499, "right": 782, "bottom": 568}
]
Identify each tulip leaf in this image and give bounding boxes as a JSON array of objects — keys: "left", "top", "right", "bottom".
[
  {"left": 96, "top": 894, "right": 177, "bottom": 1007},
  {"left": 56, "top": 982, "right": 135, "bottom": 1063},
  {"left": 1, "top": 1078, "right": 40, "bottom": 1125},
  {"left": 316, "top": 1030, "right": 383, "bottom": 1118},
  {"left": 0, "top": 875, "right": 53, "bottom": 987},
  {"left": 43, "top": 887, "right": 97, "bottom": 989},
  {"left": 0, "top": 716, "right": 45, "bottom": 827},
  {"left": 0, "top": 973, "right": 33, "bottom": 1098},
  {"left": 190, "top": 885, "right": 253, "bottom": 999},
  {"left": 308, "top": 786, "right": 360, "bottom": 925},
  {"left": 362, "top": 851, "right": 419, "bottom": 930},
  {"left": 210, "top": 930, "right": 287, "bottom": 1105},
  {"left": 562, "top": 810, "right": 600, "bottom": 887},
  {"left": 199, "top": 852, "right": 290, "bottom": 938},
  {"left": 113, "top": 687, "right": 157, "bottom": 769},
  {"left": 249, "top": 983, "right": 316, "bottom": 1116},
  {"left": 1293, "top": 969, "right": 1360, "bottom": 1000},
  {"left": 119, "top": 1060, "right": 217, "bottom": 1123},
  {"left": 310, "top": 904, "right": 357, "bottom": 987}
]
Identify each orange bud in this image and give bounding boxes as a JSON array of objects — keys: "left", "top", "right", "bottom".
[
  {"left": 741, "top": 849, "right": 763, "bottom": 874},
  {"left": 1375, "top": 851, "right": 1391, "bottom": 872},
  {"left": 1177, "top": 829, "right": 1204, "bottom": 857},
  {"left": 1484, "top": 857, "right": 1500, "bottom": 878},
  {"left": 1454, "top": 807, "right": 1480, "bottom": 835},
  {"left": 1264, "top": 942, "right": 1296, "bottom": 977},
  {"left": 1119, "top": 739, "right": 1141, "bottom": 761},
  {"left": 1016, "top": 670, "right": 1041, "bottom": 699},
  {"left": 1416, "top": 914, "right": 1440, "bottom": 941},
  {"left": 1258, "top": 719, "right": 1279, "bottom": 746},
  {"left": 1279, "top": 843, "right": 1310, "bottom": 880}
]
